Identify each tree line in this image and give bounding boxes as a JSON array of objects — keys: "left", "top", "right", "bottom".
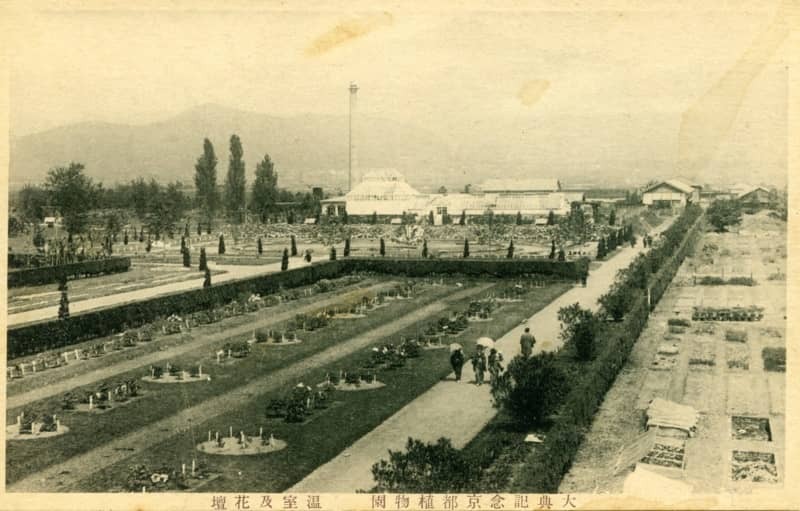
[{"left": 11, "top": 136, "right": 322, "bottom": 236}]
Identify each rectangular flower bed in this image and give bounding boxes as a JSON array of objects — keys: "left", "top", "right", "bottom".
[
  {"left": 762, "top": 347, "right": 785, "bottom": 372},
  {"left": 731, "top": 451, "right": 777, "bottom": 483},
  {"left": 726, "top": 344, "right": 750, "bottom": 370},
  {"left": 731, "top": 417, "right": 771, "bottom": 442},
  {"left": 640, "top": 438, "right": 685, "bottom": 470},
  {"left": 689, "top": 342, "right": 716, "bottom": 367},
  {"left": 725, "top": 329, "right": 748, "bottom": 343}
]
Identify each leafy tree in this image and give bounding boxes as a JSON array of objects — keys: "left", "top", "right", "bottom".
[
  {"left": 257, "top": 237, "right": 263, "bottom": 256},
  {"left": 218, "top": 234, "right": 226, "bottom": 255},
  {"left": 281, "top": 248, "right": 289, "bottom": 271},
  {"left": 421, "top": 239, "right": 428, "bottom": 258},
  {"left": 123, "top": 230, "right": 129, "bottom": 245},
  {"left": 379, "top": 237, "right": 386, "bottom": 256},
  {"left": 203, "top": 268, "right": 212, "bottom": 288},
  {"left": 371, "top": 437, "right": 478, "bottom": 493},
  {"left": 597, "top": 237, "right": 606, "bottom": 259},
  {"left": 491, "top": 352, "right": 568, "bottom": 426},
  {"left": 507, "top": 239, "right": 514, "bottom": 259},
  {"left": 32, "top": 227, "right": 46, "bottom": 250},
  {"left": 224, "top": 134, "right": 247, "bottom": 223},
  {"left": 194, "top": 138, "right": 219, "bottom": 229},
  {"left": 45, "top": 162, "right": 98, "bottom": 234},
  {"left": 197, "top": 222, "right": 202, "bottom": 236},
  {"left": 182, "top": 248, "right": 191, "bottom": 268},
  {"left": 58, "top": 276, "right": 70, "bottom": 319},
  {"left": 463, "top": 239, "right": 470, "bottom": 258},
  {"left": 707, "top": 199, "right": 742, "bottom": 232},
  {"left": 608, "top": 209, "right": 616, "bottom": 226},
  {"left": 516, "top": 211, "right": 523, "bottom": 225},
  {"left": 549, "top": 240, "right": 556, "bottom": 259},
  {"left": 344, "top": 237, "right": 351, "bottom": 257},
  {"left": 251, "top": 154, "right": 278, "bottom": 222},
  {"left": 330, "top": 246, "right": 337, "bottom": 261},
  {"left": 290, "top": 235, "right": 298, "bottom": 256},
  {"left": 459, "top": 210, "right": 466, "bottom": 226},
  {"left": 558, "top": 303, "right": 596, "bottom": 360},
  {"left": 16, "top": 184, "right": 48, "bottom": 223},
  {"left": 199, "top": 247, "right": 208, "bottom": 271},
  {"left": 557, "top": 248, "right": 565, "bottom": 261},
  {"left": 547, "top": 210, "right": 556, "bottom": 226}
]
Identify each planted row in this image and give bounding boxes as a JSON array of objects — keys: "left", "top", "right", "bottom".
[{"left": 8, "top": 256, "right": 131, "bottom": 287}]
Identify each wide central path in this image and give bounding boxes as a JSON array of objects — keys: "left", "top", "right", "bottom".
[
  {"left": 8, "top": 284, "right": 491, "bottom": 493},
  {"left": 292, "top": 222, "right": 674, "bottom": 492},
  {"left": 7, "top": 258, "right": 311, "bottom": 326}
]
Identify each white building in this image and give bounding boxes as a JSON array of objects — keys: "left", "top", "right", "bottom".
[
  {"left": 642, "top": 179, "right": 700, "bottom": 206},
  {"left": 322, "top": 171, "right": 574, "bottom": 223}
]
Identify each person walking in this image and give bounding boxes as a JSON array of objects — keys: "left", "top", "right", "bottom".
[
  {"left": 450, "top": 348, "right": 465, "bottom": 382},
  {"left": 472, "top": 347, "right": 487, "bottom": 386},
  {"left": 520, "top": 327, "right": 536, "bottom": 358},
  {"left": 488, "top": 348, "right": 504, "bottom": 384}
]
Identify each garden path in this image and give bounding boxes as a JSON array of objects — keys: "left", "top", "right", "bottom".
[
  {"left": 7, "top": 281, "right": 396, "bottom": 410},
  {"left": 8, "top": 258, "right": 312, "bottom": 326},
  {"left": 7, "top": 284, "right": 491, "bottom": 492},
  {"left": 291, "top": 220, "right": 676, "bottom": 492}
]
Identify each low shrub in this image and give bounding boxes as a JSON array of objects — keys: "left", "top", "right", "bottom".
[
  {"left": 344, "top": 372, "right": 361, "bottom": 385},
  {"left": 725, "top": 329, "right": 748, "bottom": 343},
  {"left": 762, "top": 347, "right": 785, "bottom": 372},
  {"left": 667, "top": 318, "right": 691, "bottom": 327},
  {"left": 8, "top": 256, "right": 131, "bottom": 287},
  {"left": 254, "top": 329, "right": 270, "bottom": 343}
]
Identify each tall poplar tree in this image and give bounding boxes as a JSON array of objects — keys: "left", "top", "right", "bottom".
[
  {"left": 225, "top": 134, "right": 247, "bottom": 223},
  {"left": 251, "top": 154, "right": 278, "bottom": 223},
  {"left": 194, "top": 139, "right": 219, "bottom": 228}
]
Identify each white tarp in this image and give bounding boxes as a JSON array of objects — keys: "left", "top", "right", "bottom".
[
  {"left": 646, "top": 398, "right": 699, "bottom": 436},
  {"left": 623, "top": 465, "right": 693, "bottom": 503}
]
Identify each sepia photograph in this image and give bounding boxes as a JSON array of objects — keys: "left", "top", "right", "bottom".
[{"left": 0, "top": 0, "right": 796, "bottom": 509}]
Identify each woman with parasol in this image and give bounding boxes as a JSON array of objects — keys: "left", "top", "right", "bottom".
[{"left": 472, "top": 338, "right": 493, "bottom": 385}]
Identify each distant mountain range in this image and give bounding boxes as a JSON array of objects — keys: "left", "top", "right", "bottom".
[
  {"left": 9, "top": 103, "right": 462, "bottom": 194},
  {"left": 11, "top": 103, "right": 777, "bottom": 193}
]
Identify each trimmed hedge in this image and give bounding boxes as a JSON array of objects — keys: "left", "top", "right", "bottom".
[
  {"left": 513, "top": 206, "right": 704, "bottom": 492},
  {"left": 8, "top": 256, "right": 586, "bottom": 359},
  {"left": 341, "top": 257, "right": 589, "bottom": 281},
  {"left": 8, "top": 257, "right": 132, "bottom": 288}
]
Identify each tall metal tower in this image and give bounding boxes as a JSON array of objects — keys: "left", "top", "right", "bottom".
[{"left": 348, "top": 82, "right": 359, "bottom": 191}]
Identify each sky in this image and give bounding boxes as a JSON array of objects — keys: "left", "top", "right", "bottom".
[{"left": 5, "top": 0, "right": 795, "bottom": 187}]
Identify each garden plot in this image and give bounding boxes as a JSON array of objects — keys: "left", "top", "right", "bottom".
[
  {"left": 725, "top": 343, "right": 750, "bottom": 371},
  {"left": 6, "top": 412, "right": 68, "bottom": 440},
  {"left": 143, "top": 364, "right": 211, "bottom": 383},
  {"left": 731, "top": 450, "right": 778, "bottom": 484},
  {"left": 197, "top": 430, "right": 287, "bottom": 456},
  {"left": 688, "top": 341, "right": 716, "bottom": 369},
  {"left": 650, "top": 343, "right": 679, "bottom": 371},
  {"left": 639, "top": 436, "right": 686, "bottom": 471},
  {"left": 731, "top": 416, "right": 771, "bottom": 442}
]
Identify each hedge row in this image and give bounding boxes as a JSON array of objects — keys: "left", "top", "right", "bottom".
[
  {"left": 8, "top": 257, "right": 132, "bottom": 288},
  {"left": 7, "top": 261, "right": 347, "bottom": 358},
  {"left": 8, "top": 256, "right": 586, "bottom": 359},
  {"left": 341, "top": 257, "right": 589, "bottom": 281},
  {"left": 514, "top": 206, "right": 704, "bottom": 492}
]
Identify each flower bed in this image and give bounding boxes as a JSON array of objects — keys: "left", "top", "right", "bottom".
[
  {"left": 726, "top": 344, "right": 750, "bottom": 371},
  {"left": 692, "top": 306, "right": 764, "bottom": 322},
  {"left": 640, "top": 438, "right": 685, "bottom": 470},
  {"left": 688, "top": 342, "right": 716, "bottom": 367},
  {"left": 196, "top": 431, "right": 287, "bottom": 456},
  {"left": 7, "top": 411, "right": 68, "bottom": 440},
  {"left": 731, "top": 451, "right": 778, "bottom": 483},
  {"left": 761, "top": 347, "right": 785, "bottom": 372},
  {"left": 731, "top": 417, "right": 771, "bottom": 442},
  {"left": 725, "top": 329, "right": 748, "bottom": 343},
  {"left": 667, "top": 318, "right": 691, "bottom": 327}
]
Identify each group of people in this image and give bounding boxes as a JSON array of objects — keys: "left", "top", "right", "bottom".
[{"left": 449, "top": 326, "right": 537, "bottom": 385}]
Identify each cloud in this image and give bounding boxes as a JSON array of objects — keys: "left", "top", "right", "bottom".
[{"left": 306, "top": 12, "right": 394, "bottom": 57}]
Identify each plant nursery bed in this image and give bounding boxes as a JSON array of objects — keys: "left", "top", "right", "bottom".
[
  {"left": 331, "top": 380, "right": 386, "bottom": 392},
  {"left": 196, "top": 437, "right": 288, "bottom": 456},
  {"left": 731, "top": 450, "right": 778, "bottom": 483},
  {"left": 726, "top": 344, "right": 750, "bottom": 371},
  {"left": 640, "top": 437, "right": 686, "bottom": 470},
  {"left": 650, "top": 353, "right": 678, "bottom": 371},
  {"left": 142, "top": 374, "right": 212, "bottom": 384},
  {"left": 6, "top": 424, "right": 70, "bottom": 441},
  {"left": 688, "top": 342, "right": 716, "bottom": 369},
  {"left": 731, "top": 416, "right": 771, "bottom": 442},
  {"left": 71, "top": 395, "right": 146, "bottom": 414}
]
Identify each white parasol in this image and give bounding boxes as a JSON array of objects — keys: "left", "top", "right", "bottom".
[
  {"left": 476, "top": 337, "right": 495, "bottom": 349},
  {"left": 449, "top": 343, "right": 463, "bottom": 353}
]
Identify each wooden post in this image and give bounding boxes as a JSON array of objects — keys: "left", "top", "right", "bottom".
[
  {"left": 192, "top": 459, "right": 196, "bottom": 476},
  {"left": 208, "top": 430, "right": 212, "bottom": 442},
  {"left": 229, "top": 426, "right": 233, "bottom": 438},
  {"left": 181, "top": 463, "right": 186, "bottom": 476},
  {"left": 259, "top": 427, "right": 263, "bottom": 437},
  {"left": 89, "top": 395, "right": 94, "bottom": 410}
]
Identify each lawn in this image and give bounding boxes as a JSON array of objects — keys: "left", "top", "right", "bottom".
[
  {"left": 8, "top": 263, "right": 226, "bottom": 314},
  {"left": 5, "top": 280, "right": 461, "bottom": 484},
  {"left": 72, "top": 281, "right": 570, "bottom": 492}
]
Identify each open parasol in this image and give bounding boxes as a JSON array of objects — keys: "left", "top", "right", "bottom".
[
  {"left": 476, "top": 337, "right": 495, "bottom": 349},
  {"left": 449, "top": 343, "right": 463, "bottom": 353}
]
